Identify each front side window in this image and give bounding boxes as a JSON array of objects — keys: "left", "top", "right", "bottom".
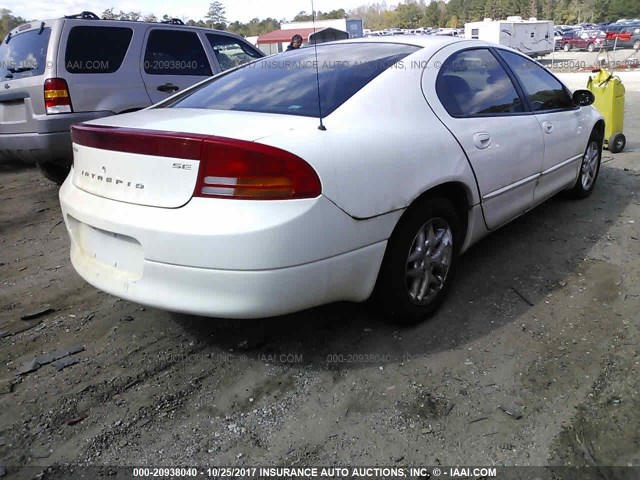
[
  {"left": 436, "top": 48, "right": 523, "bottom": 116},
  {"left": 496, "top": 49, "right": 574, "bottom": 112},
  {"left": 0, "top": 28, "right": 51, "bottom": 79},
  {"left": 65, "top": 26, "right": 133, "bottom": 74},
  {"left": 144, "top": 30, "right": 211, "bottom": 76},
  {"left": 206, "top": 34, "right": 262, "bottom": 71},
  {"left": 167, "top": 43, "right": 418, "bottom": 118}
]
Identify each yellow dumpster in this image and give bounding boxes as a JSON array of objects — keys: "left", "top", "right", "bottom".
[{"left": 586, "top": 69, "right": 626, "bottom": 153}]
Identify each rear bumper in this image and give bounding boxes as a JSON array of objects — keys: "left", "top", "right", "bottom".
[
  {"left": 59, "top": 175, "right": 399, "bottom": 318},
  {"left": 68, "top": 239, "right": 386, "bottom": 319},
  {"left": 0, "top": 111, "right": 112, "bottom": 165}
]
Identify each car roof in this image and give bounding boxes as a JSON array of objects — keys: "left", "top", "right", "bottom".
[
  {"left": 321, "top": 35, "right": 476, "bottom": 56},
  {"left": 334, "top": 35, "right": 466, "bottom": 47},
  {"left": 6, "top": 15, "right": 241, "bottom": 39}
]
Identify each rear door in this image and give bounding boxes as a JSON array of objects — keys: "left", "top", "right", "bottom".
[
  {"left": 425, "top": 45, "right": 544, "bottom": 230},
  {"left": 0, "top": 24, "right": 52, "bottom": 136},
  {"left": 140, "top": 28, "right": 213, "bottom": 103}
]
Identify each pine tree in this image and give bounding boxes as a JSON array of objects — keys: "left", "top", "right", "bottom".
[{"left": 205, "top": 1, "right": 227, "bottom": 30}]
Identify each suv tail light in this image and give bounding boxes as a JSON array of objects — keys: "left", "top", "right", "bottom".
[
  {"left": 70, "top": 125, "right": 322, "bottom": 200},
  {"left": 44, "top": 78, "right": 73, "bottom": 114}
]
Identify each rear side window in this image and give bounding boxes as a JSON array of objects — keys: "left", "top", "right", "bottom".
[
  {"left": 168, "top": 43, "right": 418, "bottom": 117},
  {"left": 144, "top": 30, "right": 212, "bottom": 76},
  {"left": 206, "top": 34, "right": 262, "bottom": 71},
  {"left": 436, "top": 48, "right": 524, "bottom": 116},
  {"left": 0, "top": 28, "right": 51, "bottom": 79},
  {"left": 65, "top": 26, "right": 133, "bottom": 74}
]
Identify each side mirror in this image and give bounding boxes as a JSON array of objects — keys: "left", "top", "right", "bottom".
[{"left": 572, "top": 89, "right": 595, "bottom": 107}]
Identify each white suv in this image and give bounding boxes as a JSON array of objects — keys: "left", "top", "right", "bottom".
[{"left": 0, "top": 11, "right": 264, "bottom": 183}]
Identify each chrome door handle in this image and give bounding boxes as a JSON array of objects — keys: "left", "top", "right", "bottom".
[{"left": 473, "top": 132, "right": 491, "bottom": 149}]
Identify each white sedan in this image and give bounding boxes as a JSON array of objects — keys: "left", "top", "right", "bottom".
[{"left": 59, "top": 37, "right": 603, "bottom": 323}]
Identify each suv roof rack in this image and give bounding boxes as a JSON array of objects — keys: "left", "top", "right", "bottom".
[
  {"left": 65, "top": 11, "right": 100, "bottom": 20},
  {"left": 160, "top": 18, "right": 185, "bottom": 25}
]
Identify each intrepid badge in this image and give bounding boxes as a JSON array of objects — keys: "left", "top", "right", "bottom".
[{"left": 80, "top": 169, "right": 144, "bottom": 189}]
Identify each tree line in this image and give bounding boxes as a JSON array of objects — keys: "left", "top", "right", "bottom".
[
  {"left": 2, "top": 0, "right": 640, "bottom": 42},
  {"left": 354, "top": 0, "right": 640, "bottom": 30}
]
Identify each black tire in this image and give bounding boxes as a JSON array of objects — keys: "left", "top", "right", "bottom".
[
  {"left": 37, "top": 162, "right": 71, "bottom": 186},
  {"left": 566, "top": 130, "right": 602, "bottom": 199},
  {"left": 563, "top": 43, "right": 571, "bottom": 52},
  {"left": 608, "top": 133, "right": 626, "bottom": 153},
  {"left": 374, "top": 197, "right": 461, "bottom": 324},
  {"left": 587, "top": 42, "right": 595, "bottom": 52},
  {"left": 634, "top": 40, "right": 640, "bottom": 51}
]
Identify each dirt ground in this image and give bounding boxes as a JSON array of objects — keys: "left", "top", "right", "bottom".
[{"left": 1, "top": 75, "right": 639, "bottom": 480}]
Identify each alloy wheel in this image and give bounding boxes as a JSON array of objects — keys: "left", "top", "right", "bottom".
[
  {"left": 581, "top": 140, "right": 600, "bottom": 190},
  {"left": 405, "top": 218, "right": 453, "bottom": 305}
]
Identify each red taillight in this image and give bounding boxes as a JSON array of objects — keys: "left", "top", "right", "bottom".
[
  {"left": 44, "top": 78, "right": 72, "bottom": 114},
  {"left": 194, "top": 138, "right": 321, "bottom": 200},
  {"left": 70, "top": 124, "right": 322, "bottom": 200}
]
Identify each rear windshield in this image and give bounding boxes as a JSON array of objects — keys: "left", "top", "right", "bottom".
[
  {"left": 0, "top": 27, "right": 51, "bottom": 80},
  {"left": 168, "top": 43, "right": 419, "bottom": 117},
  {"left": 65, "top": 26, "right": 133, "bottom": 74}
]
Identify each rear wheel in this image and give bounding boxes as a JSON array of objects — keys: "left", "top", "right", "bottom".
[
  {"left": 563, "top": 42, "right": 571, "bottom": 52},
  {"left": 37, "top": 162, "right": 71, "bottom": 186},
  {"left": 634, "top": 40, "right": 640, "bottom": 50},
  {"left": 566, "top": 130, "right": 602, "bottom": 198},
  {"left": 587, "top": 42, "right": 595, "bottom": 52},
  {"left": 374, "top": 198, "right": 460, "bottom": 324}
]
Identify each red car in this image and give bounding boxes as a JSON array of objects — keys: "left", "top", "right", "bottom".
[{"left": 560, "top": 29, "right": 611, "bottom": 52}]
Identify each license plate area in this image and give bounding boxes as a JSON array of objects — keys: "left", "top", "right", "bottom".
[
  {"left": 0, "top": 99, "right": 27, "bottom": 124},
  {"left": 68, "top": 216, "right": 144, "bottom": 278}
]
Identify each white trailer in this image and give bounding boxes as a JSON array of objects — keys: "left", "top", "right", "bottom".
[{"left": 465, "top": 17, "right": 555, "bottom": 57}]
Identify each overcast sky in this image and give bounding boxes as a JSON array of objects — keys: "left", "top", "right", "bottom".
[{"left": 5, "top": 1, "right": 380, "bottom": 24}]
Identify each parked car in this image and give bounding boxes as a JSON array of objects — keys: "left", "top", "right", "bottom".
[
  {"left": 59, "top": 37, "right": 603, "bottom": 323},
  {"left": 0, "top": 11, "right": 264, "bottom": 184},
  {"left": 560, "top": 29, "right": 611, "bottom": 52},
  {"left": 554, "top": 29, "right": 565, "bottom": 50},
  {"left": 608, "top": 23, "right": 640, "bottom": 50},
  {"left": 554, "top": 26, "right": 574, "bottom": 49}
]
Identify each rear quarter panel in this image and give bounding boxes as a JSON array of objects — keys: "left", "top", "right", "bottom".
[{"left": 257, "top": 47, "right": 480, "bottom": 219}]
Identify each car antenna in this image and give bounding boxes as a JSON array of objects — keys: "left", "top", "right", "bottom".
[{"left": 311, "top": 0, "right": 326, "bottom": 131}]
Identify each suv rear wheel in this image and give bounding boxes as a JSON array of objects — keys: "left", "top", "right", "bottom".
[{"left": 37, "top": 162, "right": 71, "bottom": 186}]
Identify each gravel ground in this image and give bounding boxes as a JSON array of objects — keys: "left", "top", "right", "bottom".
[{"left": 0, "top": 74, "right": 639, "bottom": 480}]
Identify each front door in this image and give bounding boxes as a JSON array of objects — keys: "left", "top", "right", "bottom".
[{"left": 496, "top": 49, "right": 590, "bottom": 203}]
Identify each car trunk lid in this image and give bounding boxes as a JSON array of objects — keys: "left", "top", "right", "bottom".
[{"left": 71, "top": 109, "right": 319, "bottom": 208}]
